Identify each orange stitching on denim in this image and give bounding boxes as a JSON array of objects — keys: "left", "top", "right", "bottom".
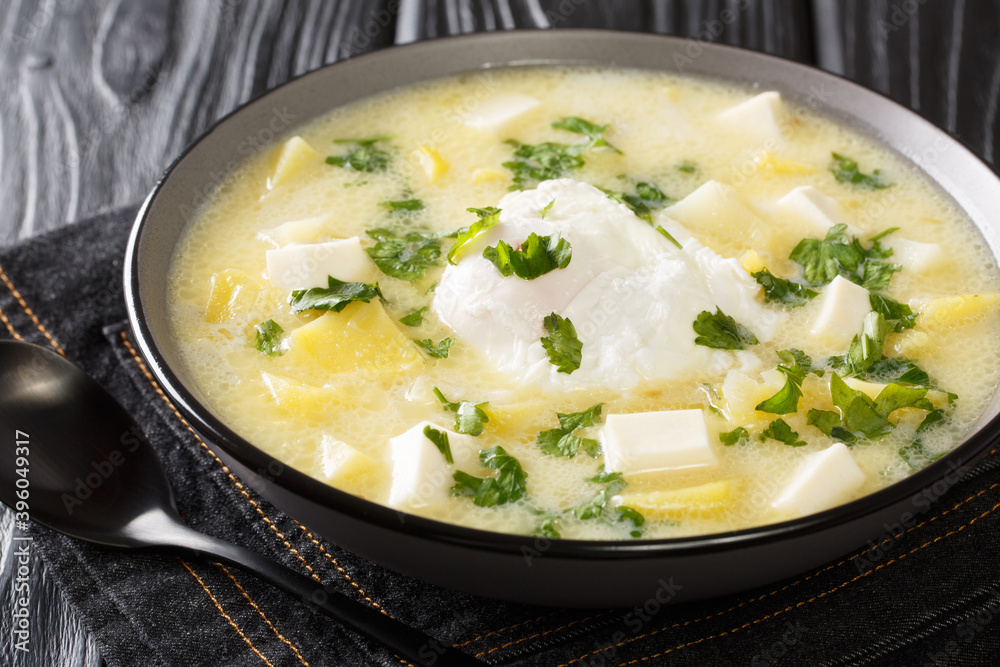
[
  {"left": 291, "top": 521, "right": 387, "bottom": 615},
  {"left": 180, "top": 559, "right": 275, "bottom": 667},
  {"left": 216, "top": 563, "right": 311, "bottom": 666},
  {"left": 613, "top": 499, "right": 1000, "bottom": 665},
  {"left": 120, "top": 332, "right": 321, "bottom": 583},
  {"left": 456, "top": 609, "right": 565, "bottom": 648},
  {"left": 0, "top": 304, "right": 23, "bottom": 340},
  {"left": 560, "top": 480, "right": 1000, "bottom": 667},
  {"left": 0, "top": 261, "right": 65, "bottom": 355},
  {"left": 476, "top": 614, "right": 603, "bottom": 658}
]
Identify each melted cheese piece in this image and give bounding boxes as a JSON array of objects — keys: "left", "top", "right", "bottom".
[{"left": 432, "top": 179, "right": 781, "bottom": 390}]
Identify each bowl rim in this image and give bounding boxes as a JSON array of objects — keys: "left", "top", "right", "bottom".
[{"left": 125, "top": 27, "right": 1000, "bottom": 560}]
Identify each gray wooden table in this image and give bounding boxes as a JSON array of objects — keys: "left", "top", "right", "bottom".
[{"left": 1, "top": 1, "right": 998, "bottom": 664}]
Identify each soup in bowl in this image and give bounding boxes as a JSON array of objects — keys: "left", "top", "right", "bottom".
[{"left": 127, "top": 31, "right": 1000, "bottom": 605}]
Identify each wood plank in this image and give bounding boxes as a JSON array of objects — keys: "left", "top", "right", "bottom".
[
  {"left": 812, "top": 0, "right": 1000, "bottom": 167},
  {"left": 0, "top": 0, "right": 395, "bottom": 245}
]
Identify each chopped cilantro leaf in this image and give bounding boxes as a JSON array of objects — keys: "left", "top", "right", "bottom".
[
  {"left": 869, "top": 293, "right": 917, "bottom": 331},
  {"left": 399, "top": 306, "right": 428, "bottom": 327},
  {"left": 616, "top": 506, "right": 646, "bottom": 538},
  {"left": 720, "top": 426, "right": 750, "bottom": 446},
  {"left": 828, "top": 372, "right": 894, "bottom": 441},
  {"left": 603, "top": 182, "right": 670, "bottom": 223},
  {"left": 326, "top": 136, "right": 392, "bottom": 172},
  {"left": 693, "top": 308, "right": 759, "bottom": 350},
  {"left": 289, "top": 276, "right": 383, "bottom": 313},
  {"left": 433, "top": 386, "right": 489, "bottom": 436},
  {"left": 753, "top": 269, "right": 818, "bottom": 307},
  {"left": 831, "top": 152, "right": 891, "bottom": 189},
  {"left": 789, "top": 224, "right": 898, "bottom": 287},
  {"left": 483, "top": 232, "right": 572, "bottom": 280},
  {"left": 756, "top": 349, "right": 821, "bottom": 415},
  {"left": 806, "top": 409, "right": 858, "bottom": 445},
  {"left": 541, "top": 313, "right": 583, "bottom": 374},
  {"left": 899, "top": 409, "right": 947, "bottom": 470},
  {"left": 541, "top": 198, "right": 555, "bottom": 219},
  {"left": 655, "top": 225, "right": 683, "bottom": 249},
  {"left": 253, "top": 319, "right": 285, "bottom": 356},
  {"left": 447, "top": 207, "right": 501, "bottom": 264},
  {"left": 537, "top": 403, "right": 604, "bottom": 458},
  {"left": 366, "top": 227, "right": 442, "bottom": 281},
  {"left": 677, "top": 160, "right": 698, "bottom": 174},
  {"left": 830, "top": 311, "right": 894, "bottom": 376},
  {"left": 379, "top": 198, "right": 424, "bottom": 214},
  {"left": 416, "top": 337, "right": 454, "bottom": 359},
  {"left": 503, "top": 117, "right": 618, "bottom": 189},
  {"left": 423, "top": 425, "right": 453, "bottom": 464},
  {"left": 551, "top": 116, "right": 621, "bottom": 153},
  {"left": 451, "top": 446, "right": 527, "bottom": 507},
  {"left": 574, "top": 472, "right": 627, "bottom": 520},
  {"left": 761, "top": 419, "right": 807, "bottom": 447},
  {"left": 537, "top": 515, "right": 561, "bottom": 538}
]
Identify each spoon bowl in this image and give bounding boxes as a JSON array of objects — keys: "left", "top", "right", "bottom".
[{"left": 0, "top": 340, "right": 483, "bottom": 667}]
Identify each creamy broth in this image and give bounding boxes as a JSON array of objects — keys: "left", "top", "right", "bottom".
[{"left": 167, "top": 67, "right": 1000, "bottom": 540}]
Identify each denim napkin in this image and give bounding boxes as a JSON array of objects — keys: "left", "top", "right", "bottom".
[{"left": 3, "top": 206, "right": 1000, "bottom": 666}]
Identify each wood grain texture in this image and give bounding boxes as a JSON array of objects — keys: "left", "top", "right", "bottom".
[{"left": 0, "top": 1, "right": 998, "bottom": 666}]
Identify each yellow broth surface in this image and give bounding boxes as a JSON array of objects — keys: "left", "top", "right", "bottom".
[{"left": 167, "top": 67, "right": 1000, "bottom": 540}]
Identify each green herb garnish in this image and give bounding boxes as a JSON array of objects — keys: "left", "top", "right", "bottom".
[
  {"left": 423, "top": 425, "right": 453, "bottom": 464},
  {"left": 451, "top": 446, "right": 527, "bottom": 507},
  {"left": 253, "top": 319, "right": 285, "bottom": 356},
  {"left": 551, "top": 117, "right": 621, "bottom": 153},
  {"left": 416, "top": 337, "right": 454, "bottom": 359},
  {"left": 899, "top": 409, "right": 947, "bottom": 470},
  {"left": 693, "top": 308, "right": 759, "bottom": 350},
  {"left": 756, "top": 350, "right": 822, "bottom": 415},
  {"left": 326, "top": 136, "right": 392, "bottom": 172},
  {"left": 503, "top": 117, "right": 618, "bottom": 189},
  {"left": 761, "top": 419, "right": 807, "bottom": 447},
  {"left": 541, "top": 313, "right": 583, "bottom": 374},
  {"left": 447, "top": 207, "right": 502, "bottom": 264},
  {"left": 399, "top": 306, "right": 428, "bottom": 327},
  {"left": 789, "top": 224, "right": 898, "bottom": 287},
  {"left": 433, "top": 386, "right": 489, "bottom": 436},
  {"left": 289, "top": 276, "right": 382, "bottom": 313},
  {"left": 541, "top": 198, "right": 555, "bottom": 219},
  {"left": 379, "top": 198, "right": 425, "bottom": 214},
  {"left": 536, "top": 403, "right": 603, "bottom": 458},
  {"left": 831, "top": 152, "right": 891, "bottom": 189},
  {"left": 676, "top": 160, "right": 698, "bottom": 174},
  {"left": 483, "top": 233, "right": 572, "bottom": 280},
  {"left": 603, "top": 182, "right": 670, "bottom": 223},
  {"left": 753, "top": 269, "right": 819, "bottom": 307},
  {"left": 366, "top": 228, "right": 443, "bottom": 281},
  {"left": 719, "top": 426, "right": 750, "bottom": 447}
]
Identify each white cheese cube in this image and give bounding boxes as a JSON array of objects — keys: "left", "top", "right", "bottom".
[
  {"left": 776, "top": 186, "right": 853, "bottom": 237},
  {"left": 663, "top": 180, "right": 772, "bottom": 253},
  {"left": 601, "top": 409, "right": 717, "bottom": 475},
  {"left": 265, "top": 237, "right": 375, "bottom": 292},
  {"left": 771, "top": 443, "right": 865, "bottom": 516},
  {"left": 388, "top": 421, "right": 478, "bottom": 508},
  {"left": 810, "top": 275, "right": 871, "bottom": 350},
  {"left": 883, "top": 236, "right": 944, "bottom": 273},
  {"left": 717, "top": 91, "right": 783, "bottom": 147},
  {"left": 463, "top": 93, "right": 540, "bottom": 131}
]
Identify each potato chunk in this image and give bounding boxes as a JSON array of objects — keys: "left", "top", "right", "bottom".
[
  {"left": 268, "top": 136, "right": 321, "bottom": 189},
  {"left": 411, "top": 145, "right": 450, "bottom": 184},
  {"left": 617, "top": 479, "right": 736, "bottom": 520},
  {"left": 287, "top": 302, "right": 421, "bottom": 374},
  {"left": 205, "top": 269, "right": 261, "bottom": 324},
  {"left": 259, "top": 372, "right": 351, "bottom": 419},
  {"left": 918, "top": 293, "right": 1000, "bottom": 329}
]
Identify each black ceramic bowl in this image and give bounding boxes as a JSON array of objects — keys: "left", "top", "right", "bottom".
[{"left": 125, "top": 30, "right": 1000, "bottom": 607}]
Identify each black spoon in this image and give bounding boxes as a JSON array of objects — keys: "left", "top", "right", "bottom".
[{"left": 0, "top": 340, "right": 483, "bottom": 667}]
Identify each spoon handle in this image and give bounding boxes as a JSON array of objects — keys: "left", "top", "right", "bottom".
[{"left": 174, "top": 525, "right": 484, "bottom": 667}]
